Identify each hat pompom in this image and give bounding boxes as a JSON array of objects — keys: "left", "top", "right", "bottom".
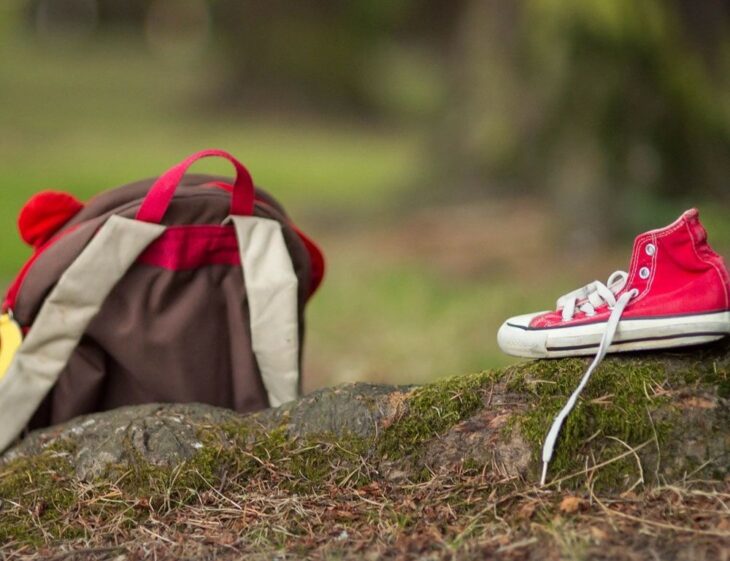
[{"left": 18, "top": 191, "right": 84, "bottom": 248}]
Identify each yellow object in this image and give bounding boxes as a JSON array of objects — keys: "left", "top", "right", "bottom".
[{"left": 0, "top": 313, "right": 22, "bottom": 381}]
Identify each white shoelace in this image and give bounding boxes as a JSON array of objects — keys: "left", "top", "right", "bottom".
[{"left": 540, "top": 271, "right": 639, "bottom": 486}]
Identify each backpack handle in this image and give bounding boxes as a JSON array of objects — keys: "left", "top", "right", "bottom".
[{"left": 136, "top": 149, "right": 255, "bottom": 224}]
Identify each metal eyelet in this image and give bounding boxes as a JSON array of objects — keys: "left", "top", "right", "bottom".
[
  {"left": 639, "top": 267, "right": 650, "bottom": 280},
  {"left": 645, "top": 243, "right": 656, "bottom": 256}
]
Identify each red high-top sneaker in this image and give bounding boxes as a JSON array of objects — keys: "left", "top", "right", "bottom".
[
  {"left": 498, "top": 209, "right": 730, "bottom": 359},
  {"left": 497, "top": 209, "right": 730, "bottom": 485}
]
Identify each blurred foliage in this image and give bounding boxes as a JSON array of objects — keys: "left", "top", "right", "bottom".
[
  {"left": 213, "top": 1, "right": 404, "bottom": 113},
  {"left": 15, "top": 1, "right": 730, "bottom": 241},
  {"left": 2, "top": 0, "right": 730, "bottom": 387},
  {"left": 19, "top": 0, "right": 460, "bottom": 119},
  {"left": 440, "top": 0, "right": 730, "bottom": 241}
]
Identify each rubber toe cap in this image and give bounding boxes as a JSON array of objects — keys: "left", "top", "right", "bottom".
[{"left": 497, "top": 312, "right": 550, "bottom": 358}]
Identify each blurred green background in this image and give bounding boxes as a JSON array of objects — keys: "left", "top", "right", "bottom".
[{"left": 0, "top": 0, "right": 728, "bottom": 391}]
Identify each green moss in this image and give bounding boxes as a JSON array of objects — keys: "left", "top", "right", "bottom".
[
  {"left": 2, "top": 342, "right": 726, "bottom": 546},
  {"left": 0, "top": 442, "right": 79, "bottom": 546},
  {"left": 0, "top": 418, "right": 376, "bottom": 547},
  {"left": 192, "top": 420, "right": 374, "bottom": 493},
  {"left": 505, "top": 355, "right": 678, "bottom": 487},
  {"left": 188, "top": 369, "right": 498, "bottom": 489},
  {"left": 461, "top": 458, "right": 482, "bottom": 472},
  {"left": 377, "top": 370, "right": 495, "bottom": 460},
  {"left": 675, "top": 353, "right": 730, "bottom": 398}
]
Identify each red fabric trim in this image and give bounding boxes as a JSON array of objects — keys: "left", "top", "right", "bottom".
[
  {"left": 138, "top": 226, "right": 240, "bottom": 271},
  {"left": 3, "top": 223, "right": 84, "bottom": 314},
  {"left": 206, "top": 181, "right": 234, "bottom": 192},
  {"left": 247, "top": 199, "right": 326, "bottom": 298},
  {"left": 291, "top": 224, "right": 325, "bottom": 298}
]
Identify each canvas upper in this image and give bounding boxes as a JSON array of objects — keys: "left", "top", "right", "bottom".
[{"left": 515, "top": 209, "right": 730, "bottom": 331}]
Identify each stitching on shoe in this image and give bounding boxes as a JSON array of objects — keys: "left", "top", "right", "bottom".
[
  {"left": 624, "top": 234, "right": 657, "bottom": 308},
  {"left": 513, "top": 309, "right": 730, "bottom": 331}
]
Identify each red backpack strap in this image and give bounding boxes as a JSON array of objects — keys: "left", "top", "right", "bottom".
[{"left": 137, "top": 149, "right": 255, "bottom": 224}]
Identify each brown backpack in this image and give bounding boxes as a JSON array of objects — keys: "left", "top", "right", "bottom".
[{"left": 0, "top": 149, "right": 324, "bottom": 451}]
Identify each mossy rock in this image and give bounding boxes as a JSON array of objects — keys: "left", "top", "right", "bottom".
[
  {"left": 0, "top": 339, "right": 728, "bottom": 551},
  {"left": 4, "top": 339, "right": 728, "bottom": 489}
]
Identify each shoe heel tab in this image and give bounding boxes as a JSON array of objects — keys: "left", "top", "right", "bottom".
[
  {"left": 684, "top": 208, "right": 707, "bottom": 244},
  {"left": 677, "top": 208, "right": 717, "bottom": 253},
  {"left": 681, "top": 208, "right": 699, "bottom": 221},
  {"left": 686, "top": 208, "right": 730, "bottom": 300}
]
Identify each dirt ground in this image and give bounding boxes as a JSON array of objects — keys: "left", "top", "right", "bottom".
[{"left": 3, "top": 465, "right": 728, "bottom": 560}]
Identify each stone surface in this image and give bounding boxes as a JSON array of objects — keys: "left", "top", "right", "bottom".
[
  {"left": 255, "top": 382, "right": 414, "bottom": 438},
  {"left": 2, "top": 384, "right": 416, "bottom": 481},
  {"left": 4, "top": 403, "right": 242, "bottom": 480},
  {"left": 422, "top": 396, "right": 532, "bottom": 476}
]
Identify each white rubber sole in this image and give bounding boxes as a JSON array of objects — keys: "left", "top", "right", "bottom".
[{"left": 497, "top": 310, "right": 730, "bottom": 359}]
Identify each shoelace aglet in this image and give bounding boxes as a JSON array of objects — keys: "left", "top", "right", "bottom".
[{"left": 540, "top": 462, "right": 548, "bottom": 486}]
